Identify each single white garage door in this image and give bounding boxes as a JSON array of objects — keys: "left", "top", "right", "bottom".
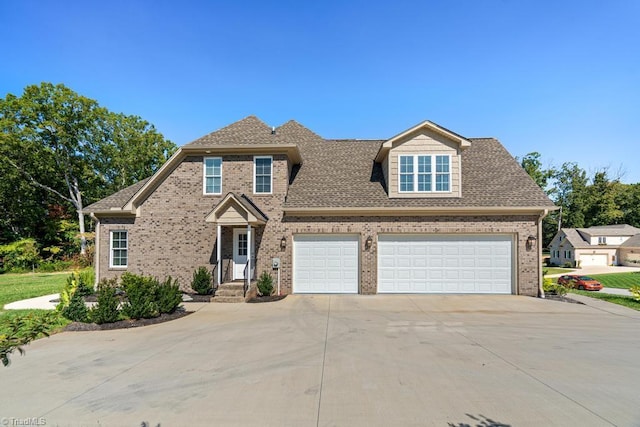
[
  {"left": 378, "top": 235, "right": 513, "bottom": 294},
  {"left": 579, "top": 254, "right": 608, "bottom": 267},
  {"left": 293, "top": 235, "right": 359, "bottom": 293}
]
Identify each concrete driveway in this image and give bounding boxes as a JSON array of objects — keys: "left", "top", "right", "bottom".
[{"left": 1, "top": 295, "right": 639, "bottom": 427}]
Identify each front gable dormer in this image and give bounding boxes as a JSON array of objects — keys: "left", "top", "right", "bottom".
[{"left": 375, "top": 121, "right": 470, "bottom": 198}]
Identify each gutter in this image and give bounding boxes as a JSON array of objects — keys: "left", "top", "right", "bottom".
[{"left": 538, "top": 209, "right": 550, "bottom": 298}]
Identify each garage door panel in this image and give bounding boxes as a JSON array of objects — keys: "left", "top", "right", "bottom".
[
  {"left": 294, "top": 235, "right": 359, "bottom": 294},
  {"left": 378, "top": 235, "right": 513, "bottom": 294}
]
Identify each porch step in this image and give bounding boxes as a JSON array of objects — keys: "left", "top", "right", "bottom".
[{"left": 213, "top": 282, "right": 246, "bottom": 303}]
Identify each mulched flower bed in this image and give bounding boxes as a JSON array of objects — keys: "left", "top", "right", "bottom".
[
  {"left": 247, "top": 295, "right": 287, "bottom": 303},
  {"left": 63, "top": 309, "right": 192, "bottom": 332}
]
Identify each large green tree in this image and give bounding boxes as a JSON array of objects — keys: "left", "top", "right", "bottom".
[{"left": 0, "top": 83, "right": 176, "bottom": 253}]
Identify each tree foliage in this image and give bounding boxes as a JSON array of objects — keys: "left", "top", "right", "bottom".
[
  {"left": 520, "top": 152, "right": 640, "bottom": 247},
  {"left": 0, "top": 83, "right": 176, "bottom": 255}
]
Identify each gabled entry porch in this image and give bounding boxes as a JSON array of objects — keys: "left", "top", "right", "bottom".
[{"left": 205, "top": 193, "right": 268, "bottom": 300}]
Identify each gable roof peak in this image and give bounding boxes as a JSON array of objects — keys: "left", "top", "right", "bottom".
[{"left": 374, "top": 119, "right": 472, "bottom": 162}]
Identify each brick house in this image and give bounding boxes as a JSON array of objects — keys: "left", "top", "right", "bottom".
[{"left": 86, "top": 116, "right": 556, "bottom": 298}]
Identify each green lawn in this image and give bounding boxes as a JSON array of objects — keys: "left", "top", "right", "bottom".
[
  {"left": 0, "top": 271, "right": 77, "bottom": 335},
  {"left": 588, "top": 272, "right": 640, "bottom": 289},
  {"left": 570, "top": 289, "right": 640, "bottom": 311}
]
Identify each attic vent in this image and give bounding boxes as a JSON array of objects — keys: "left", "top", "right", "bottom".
[{"left": 271, "top": 126, "right": 276, "bottom": 135}]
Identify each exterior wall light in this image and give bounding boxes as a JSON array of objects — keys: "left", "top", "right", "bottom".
[
  {"left": 280, "top": 236, "right": 287, "bottom": 250},
  {"left": 365, "top": 236, "right": 373, "bottom": 250},
  {"left": 526, "top": 235, "right": 537, "bottom": 251}
]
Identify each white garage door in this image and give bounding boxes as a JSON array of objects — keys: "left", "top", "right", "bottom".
[
  {"left": 293, "top": 235, "right": 359, "bottom": 293},
  {"left": 579, "top": 254, "right": 608, "bottom": 267},
  {"left": 378, "top": 235, "right": 513, "bottom": 294}
]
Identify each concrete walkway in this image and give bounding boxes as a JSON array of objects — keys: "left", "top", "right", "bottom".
[
  {"left": 3, "top": 293, "right": 60, "bottom": 310},
  {"left": 1, "top": 295, "right": 639, "bottom": 426}
]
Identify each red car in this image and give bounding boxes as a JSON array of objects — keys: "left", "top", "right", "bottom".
[{"left": 557, "top": 275, "right": 603, "bottom": 291}]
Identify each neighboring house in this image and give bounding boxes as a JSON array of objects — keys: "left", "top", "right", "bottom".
[
  {"left": 548, "top": 224, "right": 640, "bottom": 267},
  {"left": 86, "top": 116, "right": 556, "bottom": 298}
]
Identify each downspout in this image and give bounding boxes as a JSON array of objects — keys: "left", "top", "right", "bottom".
[
  {"left": 538, "top": 209, "right": 549, "bottom": 298},
  {"left": 90, "top": 213, "right": 100, "bottom": 288}
]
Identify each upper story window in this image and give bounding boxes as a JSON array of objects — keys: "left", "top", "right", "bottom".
[
  {"left": 598, "top": 236, "right": 607, "bottom": 245},
  {"left": 254, "top": 156, "right": 272, "bottom": 194},
  {"left": 399, "top": 155, "right": 450, "bottom": 193},
  {"left": 110, "top": 230, "right": 128, "bottom": 268},
  {"left": 203, "top": 157, "right": 222, "bottom": 194}
]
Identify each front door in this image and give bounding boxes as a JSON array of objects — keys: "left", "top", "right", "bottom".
[{"left": 233, "top": 228, "right": 254, "bottom": 280}]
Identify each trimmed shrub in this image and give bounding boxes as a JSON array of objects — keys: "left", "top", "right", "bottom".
[
  {"left": 562, "top": 262, "right": 573, "bottom": 268},
  {"left": 121, "top": 273, "right": 159, "bottom": 319},
  {"left": 191, "top": 267, "right": 212, "bottom": 295},
  {"left": 257, "top": 271, "right": 274, "bottom": 296},
  {"left": 630, "top": 285, "right": 640, "bottom": 302},
  {"left": 90, "top": 278, "right": 121, "bottom": 324},
  {"left": 62, "top": 291, "right": 89, "bottom": 322},
  {"left": 543, "top": 278, "right": 567, "bottom": 297},
  {"left": 156, "top": 276, "right": 182, "bottom": 314}
]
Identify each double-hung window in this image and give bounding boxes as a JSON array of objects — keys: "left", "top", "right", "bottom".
[
  {"left": 398, "top": 155, "right": 450, "bottom": 193},
  {"left": 598, "top": 236, "right": 607, "bottom": 245},
  {"left": 203, "top": 157, "right": 222, "bottom": 194},
  {"left": 254, "top": 156, "right": 272, "bottom": 194},
  {"left": 110, "top": 230, "right": 128, "bottom": 268}
]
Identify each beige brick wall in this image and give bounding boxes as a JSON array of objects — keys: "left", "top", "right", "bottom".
[{"left": 97, "top": 155, "right": 542, "bottom": 297}]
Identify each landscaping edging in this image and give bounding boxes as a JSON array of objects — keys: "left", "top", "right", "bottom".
[{"left": 63, "top": 309, "right": 192, "bottom": 331}]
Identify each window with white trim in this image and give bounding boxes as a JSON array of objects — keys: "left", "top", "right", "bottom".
[
  {"left": 564, "top": 250, "right": 571, "bottom": 259},
  {"left": 598, "top": 236, "right": 607, "bottom": 245},
  {"left": 203, "top": 157, "right": 222, "bottom": 194},
  {"left": 254, "top": 156, "right": 272, "bottom": 194},
  {"left": 110, "top": 230, "right": 128, "bottom": 268},
  {"left": 398, "top": 155, "right": 450, "bottom": 193}
]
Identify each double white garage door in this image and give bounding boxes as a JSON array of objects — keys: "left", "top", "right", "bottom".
[{"left": 293, "top": 234, "right": 513, "bottom": 294}]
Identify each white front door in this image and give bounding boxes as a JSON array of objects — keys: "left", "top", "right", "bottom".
[{"left": 233, "top": 228, "right": 254, "bottom": 280}]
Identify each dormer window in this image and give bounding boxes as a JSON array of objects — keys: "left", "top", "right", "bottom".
[{"left": 398, "top": 155, "right": 450, "bottom": 193}]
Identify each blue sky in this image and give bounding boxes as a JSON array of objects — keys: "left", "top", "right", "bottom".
[{"left": 1, "top": 1, "right": 639, "bottom": 183}]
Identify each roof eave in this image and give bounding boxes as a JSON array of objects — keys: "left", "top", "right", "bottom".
[{"left": 284, "top": 206, "right": 556, "bottom": 217}]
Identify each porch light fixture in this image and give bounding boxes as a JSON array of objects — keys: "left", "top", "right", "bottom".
[
  {"left": 365, "top": 236, "right": 373, "bottom": 250},
  {"left": 526, "top": 235, "right": 537, "bottom": 251},
  {"left": 280, "top": 236, "right": 287, "bottom": 250}
]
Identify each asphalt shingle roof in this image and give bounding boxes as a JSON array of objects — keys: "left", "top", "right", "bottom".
[
  {"left": 87, "top": 116, "right": 556, "bottom": 212},
  {"left": 561, "top": 228, "right": 592, "bottom": 249},
  {"left": 85, "top": 178, "right": 150, "bottom": 212},
  {"left": 621, "top": 234, "right": 640, "bottom": 248},
  {"left": 578, "top": 224, "right": 640, "bottom": 236}
]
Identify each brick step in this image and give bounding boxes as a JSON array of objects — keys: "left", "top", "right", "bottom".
[
  {"left": 217, "top": 282, "right": 245, "bottom": 291},
  {"left": 215, "top": 288, "right": 245, "bottom": 297},
  {"left": 212, "top": 295, "right": 245, "bottom": 303}
]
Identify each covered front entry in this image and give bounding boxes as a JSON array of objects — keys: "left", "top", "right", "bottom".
[
  {"left": 377, "top": 234, "right": 514, "bottom": 294},
  {"left": 293, "top": 234, "right": 359, "bottom": 293},
  {"left": 205, "top": 193, "right": 268, "bottom": 287}
]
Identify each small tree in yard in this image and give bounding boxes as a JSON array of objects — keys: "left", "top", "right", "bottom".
[
  {"left": 191, "top": 267, "right": 212, "bottom": 295},
  {"left": 257, "top": 271, "right": 274, "bottom": 296}
]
